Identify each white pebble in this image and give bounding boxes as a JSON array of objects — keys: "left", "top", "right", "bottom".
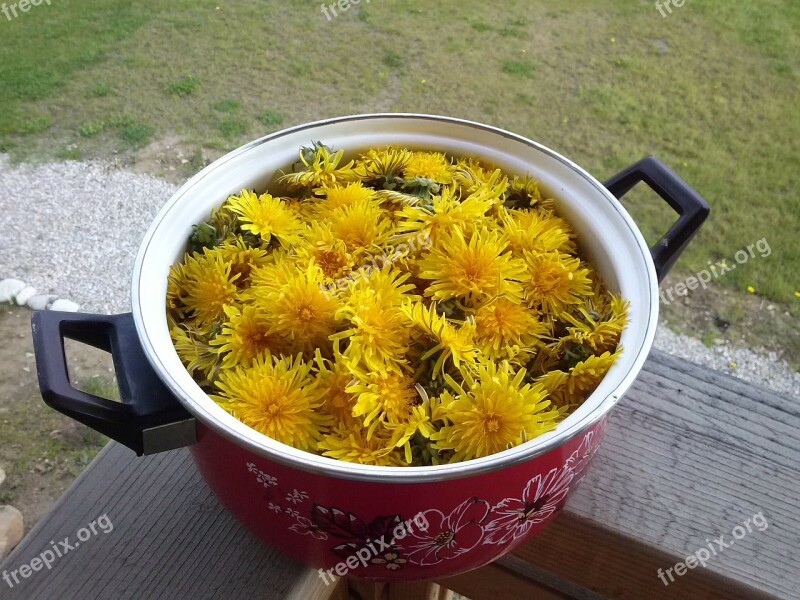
[
  {"left": 26, "top": 294, "right": 55, "bottom": 311},
  {"left": 0, "top": 505, "right": 24, "bottom": 559},
  {"left": 13, "top": 286, "right": 36, "bottom": 306},
  {"left": 0, "top": 278, "right": 25, "bottom": 302},
  {"left": 50, "top": 299, "right": 80, "bottom": 312}
]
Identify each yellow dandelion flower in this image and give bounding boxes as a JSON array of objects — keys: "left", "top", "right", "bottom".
[
  {"left": 253, "top": 261, "right": 342, "bottom": 355},
  {"left": 502, "top": 208, "right": 574, "bottom": 256},
  {"left": 522, "top": 251, "right": 593, "bottom": 314},
  {"left": 179, "top": 249, "right": 240, "bottom": 325},
  {"left": 395, "top": 186, "right": 494, "bottom": 242},
  {"left": 534, "top": 370, "right": 573, "bottom": 409},
  {"left": 213, "top": 354, "right": 330, "bottom": 451},
  {"left": 295, "top": 222, "right": 357, "bottom": 283},
  {"left": 314, "top": 351, "right": 357, "bottom": 427},
  {"left": 332, "top": 292, "right": 411, "bottom": 374},
  {"left": 211, "top": 304, "right": 284, "bottom": 369},
  {"left": 279, "top": 143, "right": 357, "bottom": 190},
  {"left": 215, "top": 241, "right": 272, "bottom": 288},
  {"left": 166, "top": 259, "right": 191, "bottom": 319},
  {"left": 319, "top": 424, "right": 405, "bottom": 467},
  {"left": 560, "top": 297, "right": 629, "bottom": 355},
  {"left": 566, "top": 350, "right": 620, "bottom": 398},
  {"left": 354, "top": 147, "right": 413, "bottom": 183},
  {"left": 316, "top": 181, "right": 377, "bottom": 213},
  {"left": 747, "top": 286, "right": 756, "bottom": 294},
  {"left": 386, "top": 403, "right": 437, "bottom": 464},
  {"left": 208, "top": 204, "right": 239, "bottom": 236},
  {"left": 430, "top": 360, "right": 560, "bottom": 462},
  {"left": 245, "top": 252, "right": 301, "bottom": 293},
  {"left": 473, "top": 298, "right": 549, "bottom": 360},
  {"left": 418, "top": 227, "right": 526, "bottom": 304},
  {"left": 454, "top": 160, "right": 509, "bottom": 196},
  {"left": 505, "top": 175, "right": 555, "bottom": 211},
  {"left": 348, "top": 368, "right": 420, "bottom": 427},
  {"left": 402, "top": 301, "right": 479, "bottom": 377},
  {"left": 170, "top": 325, "right": 220, "bottom": 382},
  {"left": 346, "top": 267, "right": 417, "bottom": 308},
  {"left": 226, "top": 190, "right": 303, "bottom": 248},
  {"left": 404, "top": 151, "right": 455, "bottom": 184},
  {"left": 328, "top": 198, "right": 391, "bottom": 252},
  {"left": 347, "top": 367, "right": 435, "bottom": 464}
]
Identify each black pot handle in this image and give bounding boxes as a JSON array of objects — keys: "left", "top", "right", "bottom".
[
  {"left": 31, "top": 311, "right": 196, "bottom": 456},
  {"left": 604, "top": 156, "right": 710, "bottom": 282}
]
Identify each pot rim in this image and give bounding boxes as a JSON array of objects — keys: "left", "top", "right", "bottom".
[{"left": 132, "top": 113, "right": 658, "bottom": 482}]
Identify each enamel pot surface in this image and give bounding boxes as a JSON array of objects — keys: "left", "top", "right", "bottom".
[{"left": 31, "top": 114, "right": 709, "bottom": 581}]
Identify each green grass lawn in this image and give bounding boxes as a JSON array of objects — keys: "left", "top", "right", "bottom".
[{"left": 1, "top": 0, "right": 798, "bottom": 308}]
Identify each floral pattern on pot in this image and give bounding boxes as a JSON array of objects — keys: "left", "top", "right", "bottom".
[
  {"left": 245, "top": 426, "right": 606, "bottom": 571},
  {"left": 482, "top": 464, "right": 574, "bottom": 545},
  {"left": 404, "top": 498, "right": 491, "bottom": 566}
]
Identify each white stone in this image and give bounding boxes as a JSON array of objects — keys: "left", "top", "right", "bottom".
[
  {"left": 0, "top": 505, "right": 23, "bottom": 559},
  {"left": 26, "top": 294, "right": 54, "bottom": 311},
  {"left": 0, "top": 279, "right": 25, "bottom": 303},
  {"left": 50, "top": 299, "right": 80, "bottom": 312},
  {"left": 13, "top": 286, "right": 36, "bottom": 306}
]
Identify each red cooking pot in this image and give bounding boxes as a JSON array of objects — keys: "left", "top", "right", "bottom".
[{"left": 30, "top": 114, "right": 709, "bottom": 582}]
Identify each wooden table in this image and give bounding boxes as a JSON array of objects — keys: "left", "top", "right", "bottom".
[{"left": 1, "top": 350, "right": 797, "bottom": 599}]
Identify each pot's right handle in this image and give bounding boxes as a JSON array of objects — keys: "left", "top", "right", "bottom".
[
  {"left": 31, "top": 311, "right": 196, "bottom": 456},
  {"left": 604, "top": 156, "right": 710, "bottom": 282}
]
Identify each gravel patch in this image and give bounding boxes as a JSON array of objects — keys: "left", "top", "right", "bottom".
[
  {"left": 653, "top": 327, "right": 799, "bottom": 397},
  {"left": 0, "top": 155, "right": 177, "bottom": 314},
  {"left": 1, "top": 155, "right": 796, "bottom": 397}
]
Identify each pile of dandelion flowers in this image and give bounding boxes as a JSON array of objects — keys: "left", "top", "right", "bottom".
[{"left": 167, "top": 142, "right": 629, "bottom": 467}]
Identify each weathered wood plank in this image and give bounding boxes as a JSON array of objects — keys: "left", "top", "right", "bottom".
[
  {"left": 1, "top": 350, "right": 797, "bottom": 599},
  {"left": 0, "top": 444, "right": 317, "bottom": 600},
  {"left": 485, "top": 513, "right": 779, "bottom": 600}
]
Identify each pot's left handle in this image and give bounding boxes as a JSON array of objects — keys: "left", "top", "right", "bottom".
[{"left": 31, "top": 311, "right": 196, "bottom": 456}]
